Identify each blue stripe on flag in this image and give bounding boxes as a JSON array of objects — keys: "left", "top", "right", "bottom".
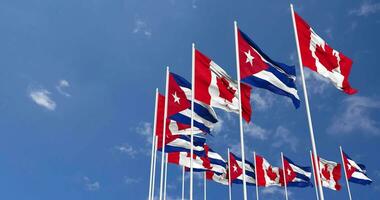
[{"left": 349, "top": 177, "right": 372, "bottom": 185}]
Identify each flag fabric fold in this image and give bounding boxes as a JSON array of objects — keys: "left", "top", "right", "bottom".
[
  {"left": 255, "top": 154, "right": 283, "bottom": 187},
  {"left": 315, "top": 157, "right": 342, "bottom": 191},
  {"left": 294, "top": 12, "right": 357, "bottom": 95},
  {"left": 237, "top": 28, "right": 300, "bottom": 108}
]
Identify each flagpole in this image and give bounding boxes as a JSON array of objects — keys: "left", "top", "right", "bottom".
[
  {"left": 310, "top": 151, "right": 320, "bottom": 200},
  {"left": 190, "top": 43, "right": 195, "bottom": 200},
  {"left": 228, "top": 148, "right": 232, "bottom": 200},
  {"left": 149, "top": 89, "right": 159, "bottom": 200},
  {"left": 290, "top": 4, "right": 325, "bottom": 200},
  {"left": 281, "top": 152, "right": 289, "bottom": 200},
  {"left": 234, "top": 20, "right": 248, "bottom": 200},
  {"left": 152, "top": 135, "right": 158, "bottom": 200},
  {"left": 159, "top": 67, "right": 170, "bottom": 200},
  {"left": 164, "top": 153, "right": 168, "bottom": 200},
  {"left": 340, "top": 146, "right": 353, "bottom": 200},
  {"left": 182, "top": 166, "right": 185, "bottom": 200},
  {"left": 253, "top": 151, "right": 259, "bottom": 200},
  {"left": 204, "top": 172, "right": 207, "bottom": 200}
]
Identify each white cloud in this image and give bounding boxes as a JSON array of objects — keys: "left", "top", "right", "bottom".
[
  {"left": 56, "top": 79, "right": 71, "bottom": 97},
  {"left": 83, "top": 176, "right": 100, "bottom": 191},
  {"left": 350, "top": 1, "right": 380, "bottom": 16},
  {"left": 136, "top": 122, "right": 153, "bottom": 143},
  {"left": 328, "top": 96, "right": 380, "bottom": 135},
  {"left": 244, "top": 123, "right": 269, "bottom": 140},
  {"left": 303, "top": 69, "right": 330, "bottom": 94},
  {"left": 133, "top": 19, "right": 152, "bottom": 37},
  {"left": 124, "top": 177, "right": 141, "bottom": 184},
  {"left": 261, "top": 186, "right": 291, "bottom": 197},
  {"left": 272, "top": 126, "right": 298, "bottom": 152},
  {"left": 212, "top": 118, "right": 224, "bottom": 135},
  {"left": 29, "top": 88, "right": 56, "bottom": 111},
  {"left": 115, "top": 143, "right": 138, "bottom": 158},
  {"left": 251, "top": 92, "right": 275, "bottom": 111}
]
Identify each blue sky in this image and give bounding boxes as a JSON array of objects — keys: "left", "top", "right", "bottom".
[{"left": 0, "top": 0, "right": 379, "bottom": 199}]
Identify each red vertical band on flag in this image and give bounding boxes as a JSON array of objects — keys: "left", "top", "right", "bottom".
[
  {"left": 240, "top": 83, "right": 252, "bottom": 122},
  {"left": 195, "top": 49, "right": 212, "bottom": 105}
]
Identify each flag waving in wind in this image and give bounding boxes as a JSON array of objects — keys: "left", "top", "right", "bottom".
[
  {"left": 255, "top": 154, "right": 283, "bottom": 187},
  {"left": 283, "top": 155, "right": 312, "bottom": 187},
  {"left": 228, "top": 152, "right": 256, "bottom": 185},
  {"left": 293, "top": 12, "right": 357, "bottom": 94},
  {"left": 237, "top": 28, "right": 300, "bottom": 108},
  {"left": 194, "top": 48, "right": 252, "bottom": 122},
  {"left": 313, "top": 156, "right": 342, "bottom": 191},
  {"left": 342, "top": 150, "right": 372, "bottom": 185}
]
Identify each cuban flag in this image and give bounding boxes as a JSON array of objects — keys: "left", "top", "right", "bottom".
[
  {"left": 158, "top": 135, "right": 206, "bottom": 157},
  {"left": 293, "top": 11, "right": 357, "bottom": 95},
  {"left": 283, "top": 155, "right": 312, "bottom": 187},
  {"left": 236, "top": 28, "right": 300, "bottom": 108},
  {"left": 255, "top": 154, "right": 283, "bottom": 187},
  {"left": 186, "top": 145, "right": 227, "bottom": 175},
  {"left": 228, "top": 152, "right": 256, "bottom": 185},
  {"left": 169, "top": 72, "right": 218, "bottom": 134},
  {"left": 194, "top": 48, "right": 252, "bottom": 122},
  {"left": 206, "top": 171, "right": 229, "bottom": 185},
  {"left": 342, "top": 151, "right": 372, "bottom": 185}
]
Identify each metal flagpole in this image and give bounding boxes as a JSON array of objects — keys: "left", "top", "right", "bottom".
[
  {"left": 182, "top": 166, "right": 185, "bottom": 200},
  {"left": 159, "top": 67, "right": 170, "bottom": 200},
  {"left": 149, "top": 89, "right": 159, "bottom": 200},
  {"left": 253, "top": 151, "right": 259, "bottom": 200},
  {"left": 190, "top": 43, "right": 195, "bottom": 200},
  {"left": 281, "top": 152, "right": 289, "bottom": 200},
  {"left": 228, "top": 148, "right": 232, "bottom": 200},
  {"left": 164, "top": 154, "right": 168, "bottom": 200},
  {"left": 290, "top": 4, "right": 325, "bottom": 200},
  {"left": 233, "top": 20, "right": 248, "bottom": 200},
  {"left": 340, "top": 146, "right": 353, "bottom": 200},
  {"left": 310, "top": 151, "right": 320, "bottom": 200},
  {"left": 152, "top": 135, "right": 158, "bottom": 200},
  {"left": 204, "top": 172, "right": 207, "bottom": 200}
]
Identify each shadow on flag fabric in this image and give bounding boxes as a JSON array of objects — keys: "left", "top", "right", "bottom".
[
  {"left": 228, "top": 152, "right": 256, "bottom": 185},
  {"left": 294, "top": 12, "right": 357, "bottom": 95},
  {"left": 313, "top": 156, "right": 342, "bottom": 191},
  {"left": 342, "top": 151, "right": 372, "bottom": 185},
  {"left": 194, "top": 48, "right": 252, "bottom": 122},
  {"left": 168, "top": 72, "right": 218, "bottom": 134},
  {"left": 255, "top": 154, "right": 283, "bottom": 187},
  {"left": 237, "top": 28, "right": 300, "bottom": 108},
  {"left": 283, "top": 155, "right": 313, "bottom": 187}
]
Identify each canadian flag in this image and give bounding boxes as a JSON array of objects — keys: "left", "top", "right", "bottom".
[
  {"left": 195, "top": 49, "right": 252, "bottom": 122},
  {"left": 314, "top": 157, "right": 342, "bottom": 191},
  {"left": 294, "top": 11, "right": 357, "bottom": 95},
  {"left": 255, "top": 154, "right": 284, "bottom": 187}
]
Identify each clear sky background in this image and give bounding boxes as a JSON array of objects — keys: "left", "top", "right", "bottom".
[{"left": 0, "top": 0, "right": 379, "bottom": 199}]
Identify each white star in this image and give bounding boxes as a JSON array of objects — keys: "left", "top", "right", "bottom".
[
  {"left": 172, "top": 92, "right": 180, "bottom": 104},
  {"left": 233, "top": 164, "right": 238, "bottom": 172},
  {"left": 287, "top": 169, "right": 292, "bottom": 176},
  {"left": 244, "top": 50, "right": 254, "bottom": 66},
  {"left": 347, "top": 164, "right": 351, "bottom": 170}
]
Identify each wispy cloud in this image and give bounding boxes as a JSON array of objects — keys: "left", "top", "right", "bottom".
[
  {"left": 124, "top": 177, "right": 141, "bottom": 184},
  {"left": 272, "top": 126, "right": 299, "bottom": 152},
  {"left": 29, "top": 88, "right": 56, "bottom": 111},
  {"left": 261, "top": 186, "right": 291, "bottom": 197},
  {"left": 136, "top": 122, "right": 153, "bottom": 143},
  {"left": 83, "top": 176, "right": 100, "bottom": 191},
  {"left": 56, "top": 79, "right": 71, "bottom": 97},
  {"left": 251, "top": 92, "right": 275, "bottom": 111},
  {"left": 303, "top": 69, "right": 330, "bottom": 95},
  {"left": 328, "top": 96, "right": 380, "bottom": 135},
  {"left": 133, "top": 19, "right": 152, "bottom": 37},
  {"left": 244, "top": 123, "right": 269, "bottom": 140},
  {"left": 350, "top": 1, "right": 380, "bottom": 16},
  {"left": 114, "top": 143, "right": 138, "bottom": 158}
]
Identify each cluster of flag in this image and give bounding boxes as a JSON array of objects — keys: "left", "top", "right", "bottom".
[{"left": 147, "top": 4, "right": 372, "bottom": 200}]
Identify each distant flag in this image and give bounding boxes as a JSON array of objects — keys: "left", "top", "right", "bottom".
[
  {"left": 168, "top": 72, "right": 219, "bottom": 134},
  {"left": 255, "top": 154, "right": 283, "bottom": 187},
  {"left": 293, "top": 12, "right": 357, "bottom": 94},
  {"left": 194, "top": 48, "right": 252, "bottom": 122},
  {"left": 342, "top": 150, "right": 372, "bottom": 185},
  {"left": 206, "top": 171, "right": 229, "bottom": 185},
  {"left": 313, "top": 156, "right": 342, "bottom": 191},
  {"left": 236, "top": 28, "right": 300, "bottom": 108},
  {"left": 283, "top": 155, "right": 313, "bottom": 187},
  {"left": 228, "top": 152, "right": 256, "bottom": 185}
]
